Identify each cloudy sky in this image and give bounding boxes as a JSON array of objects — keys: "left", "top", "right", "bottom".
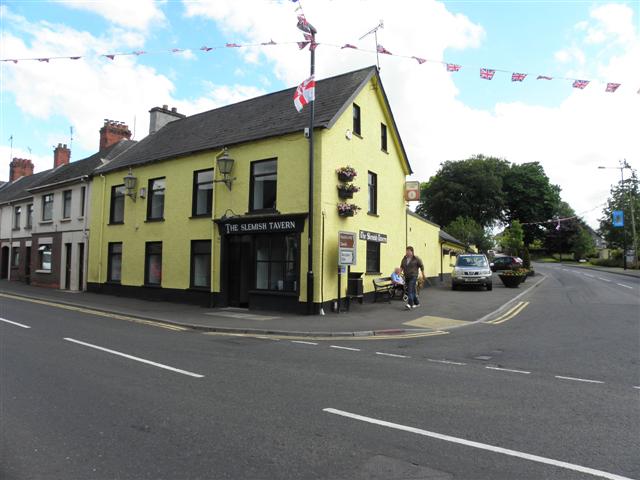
[{"left": 1, "top": 0, "right": 638, "bottom": 227}]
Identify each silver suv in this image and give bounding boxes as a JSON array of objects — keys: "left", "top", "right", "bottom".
[{"left": 451, "top": 254, "right": 493, "bottom": 291}]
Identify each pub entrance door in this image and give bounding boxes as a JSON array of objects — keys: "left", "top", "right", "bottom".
[{"left": 227, "top": 235, "right": 252, "bottom": 308}]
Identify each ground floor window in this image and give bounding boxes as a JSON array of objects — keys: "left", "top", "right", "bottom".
[
  {"left": 145, "top": 242, "right": 162, "bottom": 286},
  {"left": 38, "top": 244, "right": 52, "bottom": 271},
  {"left": 107, "top": 242, "right": 122, "bottom": 282},
  {"left": 11, "top": 247, "right": 20, "bottom": 268},
  {"left": 255, "top": 234, "right": 298, "bottom": 292},
  {"left": 366, "top": 241, "right": 381, "bottom": 274},
  {"left": 190, "top": 240, "right": 211, "bottom": 289}
]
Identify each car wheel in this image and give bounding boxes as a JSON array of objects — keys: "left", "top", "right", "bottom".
[{"left": 486, "top": 283, "right": 493, "bottom": 291}]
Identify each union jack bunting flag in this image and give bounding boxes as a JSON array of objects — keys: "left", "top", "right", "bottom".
[
  {"left": 572, "top": 80, "right": 589, "bottom": 89},
  {"left": 297, "top": 15, "right": 312, "bottom": 33},
  {"left": 225, "top": 43, "right": 241, "bottom": 48},
  {"left": 377, "top": 44, "right": 392, "bottom": 55},
  {"left": 171, "top": 48, "right": 184, "bottom": 53},
  {"left": 341, "top": 44, "right": 358, "bottom": 49},
  {"left": 261, "top": 39, "right": 277, "bottom": 45},
  {"left": 132, "top": 51, "right": 146, "bottom": 56},
  {"left": 511, "top": 73, "right": 527, "bottom": 82},
  {"left": 37, "top": 58, "right": 50, "bottom": 62},
  {"left": 536, "top": 75, "right": 553, "bottom": 80},
  {"left": 297, "top": 41, "right": 310, "bottom": 50},
  {"left": 412, "top": 56, "right": 426, "bottom": 64},
  {"left": 446, "top": 63, "right": 461, "bottom": 72},
  {"left": 200, "top": 46, "right": 213, "bottom": 52},
  {"left": 103, "top": 55, "right": 115, "bottom": 60},
  {"left": 605, "top": 83, "right": 620, "bottom": 93},
  {"left": 480, "top": 68, "right": 495, "bottom": 80}
]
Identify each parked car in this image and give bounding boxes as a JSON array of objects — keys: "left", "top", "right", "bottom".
[
  {"left": 451, "top": 254, "right": 493, "bottom": 291},
  {"left": 490, "top": 255, "right": 523, "bottom": 272}
]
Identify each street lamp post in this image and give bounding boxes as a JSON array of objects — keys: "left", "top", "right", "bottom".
[{"left": 598, "top": 160, "right": 637, "bottom": 269}]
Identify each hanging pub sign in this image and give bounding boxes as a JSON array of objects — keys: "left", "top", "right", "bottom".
[
  {"left": 405, "top": 181, "right": 420, "bottom": 201},
  {"left": 612, "top": 210, "right": 624, "bottom": 227},
  {"left": 359, "top": 230, "right": 388, "bottom": 243},
  {"left": 338, "top": 231, "right": 357, "bottom": 265}
]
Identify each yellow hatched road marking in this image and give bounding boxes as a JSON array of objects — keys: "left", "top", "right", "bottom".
[
  {"left": 0, "top": 293, "right": 188, "bottom": 331},
  {"left": 487, "top": 301, "right": 530, "bottom": 325}
]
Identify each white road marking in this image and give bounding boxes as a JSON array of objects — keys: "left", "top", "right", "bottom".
[
  {"left": 427, "top": 358, "right": 467, "bottom": 366},
  {"left": 583, "top": 273, "right": 595, "bottom": 278},
  {"left": 330, "top": 345, "right": 360, "bottom": 352},
  {"left": 0, "top": 317, "right": 31, "bottom": 329},
  {"left": 323, "top": 408, "right": 634, "bottom": 480},
  {"left": 291, "top": 340, "right": 318, "bottom": 345},
  {"left": 616, "top": 283, "right": 633, "bottom": 289},
  {"left": 64, "top": 338, "right": 204, "bottom": 378},
  {"left": 555, "top": 375, "right": 604, "bottom": 384},
  {"left": 486, "top": 366, "right": 531, "bottom": 374},
  {"left": 633, "top": 386, "right": 640, "bottom": 390},
  {"left": 375, "top": 352, "right": 409, "bottom": 358},
  {"left": 598, "top": 277, "right": 612, "bottom": 283}
]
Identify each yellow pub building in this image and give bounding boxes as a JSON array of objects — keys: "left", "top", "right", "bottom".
[{"left": 87, "top": 66, "right": 465, "bottom": 313}]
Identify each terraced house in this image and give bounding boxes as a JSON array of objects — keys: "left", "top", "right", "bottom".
[
  {"left": 86, "top": 66, "right": 465, "bottom": 313},
  {"left": 0, "top": 122, "right": 134, "bottom": 290}
]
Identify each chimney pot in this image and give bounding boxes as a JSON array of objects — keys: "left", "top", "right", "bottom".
[
  {"left": 162, "top": 104, "right": 168, "bottom": 110},
  {"left": 53, "top": 143, "right": 71, "bottom": 168},
  {"left": 9, "top": 157, "right": 35, "bottom": 181},
  {"left": 99, "top": 120, "right": 131, "bottom": 150},
  {"left": 171, "top": 107, "right": 177, "bottom": 113}
]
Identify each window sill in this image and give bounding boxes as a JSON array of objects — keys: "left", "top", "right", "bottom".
[
  {"left": 143, "top": 283, "right": 162, "bottom": 288},
  {"left": 189, "top": 214, "right": 212, "bottom": 219},
  {"left": 78, "top": 216, "right": 85, "bottom": 221},
  {"left": 246, "top": 209, "right": 279, "bottom": 215},
  {"left": 35, "top": 269, "right": 52, "bottom": 274},
  {"left": 40, "top": 220, "right": 53, "bottom": 225},
  {"left": 381, "top": 149, "right": 389, "bottom": 154},
  {"left": 105, "top": 280, "right": 121, "bottom": 285},
  {"left": 353, "top": 132, "right": 363, "bottom": 139},
  {"left": 249, "top": 289, "right": 298, "bottom": 297},
  {"left": 189, "top": 286, "right": 211, "bottom": 291},
  {"left": 108, "top": 222, "right": 124, "bottom": 226},
  {"left": 12, "top": 227, "right": 20, "bottom": 231},
  {"left": 366, "top": 272, "right": 382, "bottom": 276},
  {"left": 367, "top": 212, "right": 379, "bottom": 217},
  {"left": 145, "top": 218, "right": 165, "bottom": 223},
  {"left": 60, "top": 218, "right": 71, "bottom": 223},
  {"left": 25, "top": 226, "right": 32, "bottom": 230}
]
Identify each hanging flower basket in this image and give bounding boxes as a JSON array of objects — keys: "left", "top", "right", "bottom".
[
  {"left": 336, "top": 166, "right": 357, "bottom": 182},
  {"left": 337, "top": 183, "right": 360, "bottom": 199},
  {"left": 337, "top": 202, "right": 361, "bottom": 217}
]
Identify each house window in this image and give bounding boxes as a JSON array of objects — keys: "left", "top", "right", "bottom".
[
  {"left": 366, "top": 241, "right": 380, "bottom": 274},
  {"left": 80, "top": 186, "right": 86, "bottom": 217},
  {"left": 381, "top": 123, "right": 388, "bottom": 152},
  {"left": 147, "top": 178, "right": 166, "bottom": 220},
  {"left": 13, "top": 206, "right": 21, "bottom": 229},
  {"left": 38, "top": 244, "right": 52, "bottom": 271},
  {"left": 107, "top": 242, "right": 122, "bottom": 283},
  {"left": 255, "top": 234, "right": 298, "bottom": 292},
  {"left": 250, "top": 159, "right": 277, "bottom": 212},
  {"left": 192, "top": 169, "right": 213, "bottom": 216},
  {"left": 144, "top": 242, "right": 162, "bottom": 286},
  {"left": 11, "top": 247, "right": 20, "bottom": 268},
  {"left": 63, "top": 190, "right": 72, "bottom": 218},
  {"left": 368, "top": 171, "right": 378, "bottom": 214},
  {"left": 190, "top": 240, "right": 211, "bottom": 289},
  {"left": 26, "top": 204, "right": 33, "bottom": 228},
  {"left": 42, "top": 194, "right": 53, "bottom": 221},
  {"left": 110, "top": 185, "right": 125, "bottom": 224},
  {"left": 353, "top": 103, "right": 361, "bottom": 136}
]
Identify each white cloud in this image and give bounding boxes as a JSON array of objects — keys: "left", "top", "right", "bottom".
[
  {"left": 587, "top": 3, "right": 635, "bottom": 44},
  {"left": 183, "top": 0, "right": 638, "bottom": 228},
  {"left": 0, "top": 145, "right": 52, "bottom": 177},
  {"left": 56, "top": 0, "right": 166, "bottom": 31}
]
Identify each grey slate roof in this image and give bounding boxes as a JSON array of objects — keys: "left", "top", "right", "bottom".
[
  {"left": 0, "top": 140, "right": 135, "bottom": 204},
  {"left": 98, "top": 66, "right": 410, "bottom": 174},
  {"left": 439, "top": 230, "right": 466, "bottom": 247}
]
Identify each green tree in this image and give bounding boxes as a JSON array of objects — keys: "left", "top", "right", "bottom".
[
  {"left": 500, "top": 220, "right": 524, "bottom": 255},
  {"left": 571, "top": 226, "right": 596, "bottom": 260},
  {"left": 445, "top": 216, "right": 493, "bottom": 253},
  {"left": 416, "top": 155, "right": 510, "bottom": 227},
  {"left": 503, "top": 162, "right": 561, "bottom": 244},
  {"left": 598, "top": 170, "right": 639, "bottom": 252}
]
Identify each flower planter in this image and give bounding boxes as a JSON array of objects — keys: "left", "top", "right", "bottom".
[
  {"left": 338, "top": 210, "right": 355, "bottom": 217},
  {"left": 498, "top": 274, "right": 525, "bottom": 288},
  {"left": 338, "top": 173, "right": 355, "bottom": 182},
  {"left": 337, "top": 188, "right": 354, "bottom": 199}
]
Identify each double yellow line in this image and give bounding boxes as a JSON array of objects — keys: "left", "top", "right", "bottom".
[
  {"left": 486, "top": 301, "right": 530, "bottom": 325},
  {"left": 0, "top": 293, "right": 188, "bottom": 331}
]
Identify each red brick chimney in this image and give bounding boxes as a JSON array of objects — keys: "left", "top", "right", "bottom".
[
  {"left": 99, "top": 120, "right": 132, "bottom": 151},
  {"left": 9, "top": 158, "right": 34, "bottom": 181},
  {"left": 53, "top": 143, "right": 71, "bottom": 168}
]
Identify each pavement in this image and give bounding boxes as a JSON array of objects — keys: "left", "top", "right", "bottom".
[
  {"left": 554, "top": 262, "right": 640, "bottom": 278},
  {"left": 0, "top": 273, "right": 545, "bottom": 337},
  {"left": 1, "top": 263, "right": 638, "bottom": 479}
]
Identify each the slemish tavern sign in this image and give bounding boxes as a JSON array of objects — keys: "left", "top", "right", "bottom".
[
  {"left": 215, "top": 213, "right": 307, "bottom": 235},
  {"left": 359, "top": 230, "right": 388, "bottom": 243}
]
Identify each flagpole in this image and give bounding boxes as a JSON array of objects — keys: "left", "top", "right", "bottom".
[{"left": 307, "top": 23, "right": 317, "bottom": 315}]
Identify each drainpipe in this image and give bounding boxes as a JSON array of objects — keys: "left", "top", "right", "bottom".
[
  {"left": 81, "top": 175, "right": 89, "bottom": 290},
  {"left": 98, "top": 174, "right": 106, "bottom": 282},
  {"left": 7, "top": 201, "right": 13, "bottom": 281}
]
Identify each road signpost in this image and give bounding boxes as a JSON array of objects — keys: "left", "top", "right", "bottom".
[{"left": 337, "top": 231, "right": 357, "bottom": 312}]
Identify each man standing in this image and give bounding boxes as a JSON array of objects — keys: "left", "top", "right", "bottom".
[{"left": 400, "top": 246, "right": 425, "bottom": 310}]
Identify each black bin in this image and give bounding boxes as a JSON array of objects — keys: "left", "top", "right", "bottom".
[{"left": 347, "top": 271, "right": 364, "bottom": 298}]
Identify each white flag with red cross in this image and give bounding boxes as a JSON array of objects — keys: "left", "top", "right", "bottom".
[{"left": 293, "top": 75, "right": 315, "bottom": 112}]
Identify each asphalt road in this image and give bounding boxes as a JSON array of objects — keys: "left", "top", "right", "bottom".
[{"left": 1, "top": 264, "right": 638, "bottom": 479}]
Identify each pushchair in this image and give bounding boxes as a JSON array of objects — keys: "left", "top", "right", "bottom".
[{"left": 391, "top": 275, "right": 425, "bottom": 303}]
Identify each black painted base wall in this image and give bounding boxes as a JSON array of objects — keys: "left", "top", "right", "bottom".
[{"left": 87, "top": 282, "right": 218, "bottom": 307}]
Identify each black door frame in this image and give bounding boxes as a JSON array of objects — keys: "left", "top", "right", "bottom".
[
  {"left": 1, "top": 246, "right": 9, "bottom": 279},
  {"left": 64, "top": 243, "right": 72, "bottom": 290},
  {"left": 77, "top": 242, "right": 84, "bottom": 291},
  {"left": 25, "top": 246, "right": 31, "bottom": 285}
]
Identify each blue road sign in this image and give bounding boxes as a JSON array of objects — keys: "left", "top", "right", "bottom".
[{"left": 612, "top": 210, "right": 624, "bottom": 227}]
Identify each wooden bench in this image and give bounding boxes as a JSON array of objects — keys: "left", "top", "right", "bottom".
[{"left": 373, "top": 277, "right": 395, "bottom": 303}]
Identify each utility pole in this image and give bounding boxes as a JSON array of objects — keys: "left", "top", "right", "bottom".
[
  {"left": 622, "top": 159, "right": 638, "bottom": 268},
  {"left": 305, "top": 20, "right": 317, "bottom": 315}
]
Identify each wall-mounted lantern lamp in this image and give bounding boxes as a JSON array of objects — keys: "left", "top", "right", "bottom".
[
  {"left": 123, "top": 167, "right": 137, "bottom": 201},
  {"left": 214, "top": 148, "right": 236, "bottom": 190}
]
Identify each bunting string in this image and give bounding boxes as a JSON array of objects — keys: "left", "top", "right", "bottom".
[{"left": 1, "top": 37, "right": 635, "bottom": 94}]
